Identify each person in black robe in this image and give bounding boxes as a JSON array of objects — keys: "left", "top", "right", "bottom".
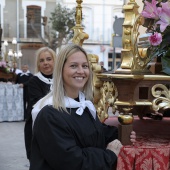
[
  {"left": 16, "top": 64, "right": 33, "bottom": 120},
  {"left": 30, "top": 44, "right": 136, "bottom": 170},
  {"left": 24, "top": 47, "right": 56, "bottom": 162},
  {"left": 10, "top": 62, "right": 22, "bottom": 83}
]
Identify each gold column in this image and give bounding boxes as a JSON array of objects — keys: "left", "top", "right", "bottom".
[
  {"left": 72, "top": 0, "right": 89, "bottom": 46},
  {"left": 116, "top": 0, "right": 149, "bottom": 74}
]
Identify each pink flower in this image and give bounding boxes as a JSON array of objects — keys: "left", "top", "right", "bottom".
[
  {"left": 156, "top": 1, "right": 170, "bottom": 32},
  {"left": 148, "top": 32, "right": 162, "bottom": 46},
  {"left": 161, "top": 1, "right": 170, "bottom": 14},
  {"left": 0, "top": 61, "right": 7, "bottom": 68},
  {"left": 141, "top": 0, "right": 162, "bottom": 20}
]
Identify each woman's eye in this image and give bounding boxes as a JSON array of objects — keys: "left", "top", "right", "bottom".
[
  {"left": 83, "top": 65, "right": 89, "bottom": 68},
  {"left": 70, "top": 65, "right": 76, "bottom": 68},
  {"left": 46, "top": 57, "right": 52, "bottom": 61}
]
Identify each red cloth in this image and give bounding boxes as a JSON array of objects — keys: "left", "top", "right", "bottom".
[
  {"left": 117, "top": 136, "right": 170, "bottom": 170},
  {"left": 104, "top": 116, "right": 170, "bottom": 169}
]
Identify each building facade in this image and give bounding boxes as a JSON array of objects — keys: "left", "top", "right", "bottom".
[{"left": 0, "top": 0, "right": 144, "bottom": 73}]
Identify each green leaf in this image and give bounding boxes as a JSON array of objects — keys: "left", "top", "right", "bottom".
[{"left": 161, "top": 56, "right": 170, "bottom": 75}]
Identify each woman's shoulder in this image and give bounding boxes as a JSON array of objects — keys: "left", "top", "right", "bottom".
[
  {"left": 29, "top": 75, "right": 39, "bottom": 83},
  {"left": 36, "top": 105, "right": 69, "bottom": 126},
  {"left": 39, "top": 105, "right": 62, "bottom": 118},
  {"left": 28, "top": 76, "right": 41, "bottom": 89},
  {"left": 29, "top": 75, "right": 48, "bottom": 86}
]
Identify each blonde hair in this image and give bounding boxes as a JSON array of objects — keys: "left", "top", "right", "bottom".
[
  {"left": 50, "top": 43, "right": 93, "bottom": 112},
  {"left": 35, "top": 47, "right": 56, "bottom": 73}
]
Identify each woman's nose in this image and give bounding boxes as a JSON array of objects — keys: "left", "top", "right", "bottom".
[
  {"left": 77, "top": 66, "right": 84, "bottom": 73},
  {"left": 43, "top": 59, "right": 48, "bottom": 64}
]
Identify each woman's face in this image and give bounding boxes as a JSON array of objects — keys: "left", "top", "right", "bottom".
[
  {"left": 63, "top": 51, "right": 90, "bottom": 98},
  {"left": 38, "top": 51, "right": 54, "bottom": 75}
]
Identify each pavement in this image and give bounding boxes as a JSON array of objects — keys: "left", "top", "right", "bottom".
[{"left": 0, "top": 121, "right": 30, "bottom": 170}]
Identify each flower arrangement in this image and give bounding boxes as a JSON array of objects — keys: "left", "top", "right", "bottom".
[
  {"left": 141, "top": 0, "right": 170, "bottom": 75},
  {"left": 0, "top": 61, "right": 9, "bottom": 73}
]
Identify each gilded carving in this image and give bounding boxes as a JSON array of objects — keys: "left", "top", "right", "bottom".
[
  {"left": 119, "top": 0, "right": 150, "bottom": 73},
  {"left": 152, "top": 84, "right": 170, "bottom": 112},
  {"left": 124, "top": 28, "right": 131, "bottom": 35},
  {"left": 88, "top": 54, "right": 102, "bottom": 105},
  {"left": 96, "top": 81, "right": 118, "bottom": 123},
  {"left": 72, "top": 28, "right": 89, "bottom": 46},
  {"left": 71, "top": 0, "right": 88, "bottom": 46},
  {"left": 87, "top": 54, "right": 119, "bottom": 123}
]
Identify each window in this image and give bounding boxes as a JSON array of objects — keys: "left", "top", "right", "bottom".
[{"left": 27, "top": 5, "right": 41, "bottom": 38}]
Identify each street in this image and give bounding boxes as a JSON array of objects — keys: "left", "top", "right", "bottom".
[{"left": 0, "top": 121, "right": 29, "bottom": 170}]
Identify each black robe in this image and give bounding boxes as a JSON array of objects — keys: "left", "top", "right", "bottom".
[
  {"left": 25, "top": 74, "right": 52, "bottom": 160},
  {"left": 27, "top": 76, "right": 52, "bottom": 115},
  {"left": 15, "top": 72, "right": 33, "bottom": 119},
  {"left": 30, "top": 105, "right": 118, "bottom": 170}
]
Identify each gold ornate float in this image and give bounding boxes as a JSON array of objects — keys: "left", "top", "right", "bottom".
[{"left": 72, "top": 0, "right": 170, "bottom": 123}]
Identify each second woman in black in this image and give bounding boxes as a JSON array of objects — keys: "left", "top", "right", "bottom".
[{"left": 24, "top": 47, "right": 56, "bottom": 161}]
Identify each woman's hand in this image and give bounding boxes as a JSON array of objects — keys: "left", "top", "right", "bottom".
[
  {"left": 130, "top": 131, "right": 136, "bottom": 144},
  {"left": 106, "top": 139, "right": 123, "bottom": 157}
]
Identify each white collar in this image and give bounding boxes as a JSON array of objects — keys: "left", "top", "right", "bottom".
[
  {"left": 64, "top": 92, "right": 96, "bottom": 120},
  {"left": 20, "top": 71, "right": 30, "bottom": 76},
  {"left": 13, "top": 68, "right": 22, "bottom": 74},
  {"left": 32, "top": 91, "right": 96, "bottom": 127},
  {"left": 35, "top": 72, "right": 53, "bottom": 84}
]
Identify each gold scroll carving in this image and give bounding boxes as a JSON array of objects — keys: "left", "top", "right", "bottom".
[{"left": 152, "top": 84, "right": 170, "bottom": 112}]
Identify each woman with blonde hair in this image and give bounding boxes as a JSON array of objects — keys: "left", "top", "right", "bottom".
[
  {"left": 30, "top": 44, "right": 136, "bottom": 170},
  {"left": 24, "top": 46, "right": 56, "bottom": 162}
]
